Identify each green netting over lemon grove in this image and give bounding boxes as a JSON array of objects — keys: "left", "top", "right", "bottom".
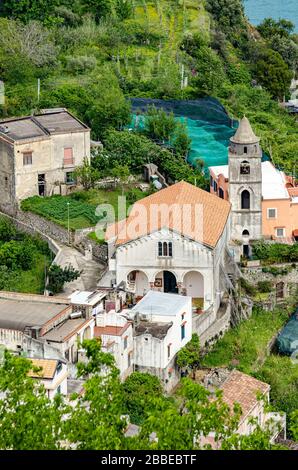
[
  {"left": 130, "top": 98, "right": 238, "bottom": 171},
  {"left": 277, "top": 311, "right": 298, "bottom": 356}
]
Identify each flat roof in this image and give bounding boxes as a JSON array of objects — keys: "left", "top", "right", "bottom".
[
  {"left": 261, "top": 161, "right": 289, "bottom": 200},
  {"left": 130, "top": 290, "right": 191, "bottom": 317},
  {"left": 0, "top": 298, "right": 69, "bottom": 332},
  {"left": 0, "top": 109, "right": 88, "bottom": 142},
  {"left": 42, "top": 318, "right": 87, "bottom": 342},
  {"left": 209, "top": 165, "right": 229, "bottom": 179},
  {"left": 70, "top": 290, "right": 106, "bottom": 306}
]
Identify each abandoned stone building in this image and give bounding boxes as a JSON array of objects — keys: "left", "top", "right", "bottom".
[{"left": 0, "top": 108, "right": 90, "bottom": 211}]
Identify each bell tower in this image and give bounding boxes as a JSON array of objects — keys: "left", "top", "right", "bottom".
[{"left": 228, "top": 116, "right": 262, "bottom": 253}]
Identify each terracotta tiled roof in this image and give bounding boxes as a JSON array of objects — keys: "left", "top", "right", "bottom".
[
  {"left": 106, "top": 181, "right": 231, "bottom": 248},
  {"left": 288, "top": 187, "right": 298, "bottom": 197},
  {"left": 220, "top": 370, "right": 270, "bottom": 420},
  {"left": 94, "top": 323, "right": 131, "bottom": 337},
  {"left": 28, "top": 358, "right": 59, "bottom": 379}
]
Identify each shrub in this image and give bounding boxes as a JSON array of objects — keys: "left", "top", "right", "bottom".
[{"left": 257, "top": 280, "right": 272, "bottom": 293}]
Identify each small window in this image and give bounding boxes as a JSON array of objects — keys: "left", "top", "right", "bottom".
[
  {"left": 181, "top": 324, "right": 185, "bottom": 340},
  {"left": 64, "top": 148, "right": 74, "bottom": 166},
  {"left": 65, "top": 172, "right": 75, "bottom": 184},
  {"left": 218, "top": 187, "right": 224, "bottom": 199},
  {"left": 244, "top": 146, "right": 248, "bottom": 154},
  {"left": 240, "top": 161, "right": 250, "bottom": 175},
  {"left": 241, "top": 190, "right": 250, "bottom": 209},
  {"left": 23, "top": 152, "right": 32, "bottom": 165},
  {"left": 267, "top": 208, "right": 277, "bottom": 219},
  {"left": 57, "top": 385, "right": 61, "bottom": 395},
  {"left": 4, "top": 176, "right": 8, "bottom": 189},
  {"left": 276, "top": 228, "right": 285, "bottom": 238},
  {"left": 167, "top": 344, "right": 171, "bottom": 358},
  {"left": 213, "top": 180, "right": 218, "bottom": 192},
  {"left": 163, "top": 241, "right": 168, "bottom": 257},
  {"left": 128, "top": 352, "right": 132, "bottom": 368},
  {"left": 242, "top": 230, "right": 249, "bottom": 236},
  {"left": 124, "top": 336, "right": 128, "bottom": 350},
  {"left": 158, "top": 241, "right": 173, "bottom": 257},
  {"left": 210, "top": 176, "right": 214, "bottom": 188},
  {"left": 158, "top": 241, "right": 162, "bottom": 256}
]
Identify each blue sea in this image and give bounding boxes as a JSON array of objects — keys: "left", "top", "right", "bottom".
[{"left": 244, "top": 0, "right": 298, "bottom": 32}]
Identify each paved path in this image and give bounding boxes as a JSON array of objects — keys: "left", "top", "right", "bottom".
[{"left": 54, "top": 245, "right": 106, "bottom": 295}]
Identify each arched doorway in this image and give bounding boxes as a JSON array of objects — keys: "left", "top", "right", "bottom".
[
  {"left": 183, "top": 271, "right": 204, "bottom": 310},
  {"left": 127, "top": 270, "right": 149, "bottom": 296},
  {"left": 155, "top": 271, "right": 178, "bottom": 294}
]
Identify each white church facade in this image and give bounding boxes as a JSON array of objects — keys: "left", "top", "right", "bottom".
[{"left": 105, "top": 181, "right": 232, "bottom": 315}]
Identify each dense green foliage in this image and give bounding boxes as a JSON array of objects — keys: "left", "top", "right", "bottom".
[
  {"left": 48, "top": 263, "right": 80, "bottom": 293},
  {"left": 252, "top": 240, "right": 298, "bottom": 263},
  {"left": 176, "top": 333, "right": 201, "bottom": 377},
  {"left": 0, "top": 217, "right": 51, "bottom": 293},
  {"left": 0, "top": 0, "right": 297, "bottom": 176},
  {"left": 122, "top": 372, "right": 165, "bottom": 425},
  {"left": 0, "top": 340, "right": 286, "bottom": 450},
  {"left": 202, "top": 301, "right": 298, "bottom": 436}
]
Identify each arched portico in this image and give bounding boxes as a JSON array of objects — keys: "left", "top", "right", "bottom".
[
  {"left": 126, "top": 270, "right": 149, "bottom": 296},
  {"left": 182, "top": 271, "right": 204, "bottom": 310},
  {"left": 154, "top": 270, "right": 178, "bottom": 294}
]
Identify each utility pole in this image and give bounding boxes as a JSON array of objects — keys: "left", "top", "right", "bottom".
[
  {"left": 37, "top": 78, "right": 40, "bottom": 103},
  {"left": 67, "top": 202, "right": 70, "bottom": 245}
]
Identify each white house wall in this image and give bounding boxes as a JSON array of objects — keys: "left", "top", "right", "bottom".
[{"left": 115, "top": 229, "right": 216, "bottom": 310}]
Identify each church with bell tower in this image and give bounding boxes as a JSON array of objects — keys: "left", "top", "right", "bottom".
[{"left": 228, "top": 116, "right": 262, "bottom": 252}]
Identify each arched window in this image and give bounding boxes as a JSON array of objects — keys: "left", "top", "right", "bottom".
[
  {"left": 242, "top": 230, "right": 249, "bottom": 236},
  {"left": 240, "top": 161, "right": 250, "bottom": 175},
  {"left": 163, "top": 242, "right": 168, "bottom": 256},
  {"left": 244, "top": 146, "right": 248, "bottom": 154},
  {"left": 241, "top": 190, "right": 250, "bottom": 209},
  {"left": 158, "top": 242, "right": 162, "bottom": 257}
]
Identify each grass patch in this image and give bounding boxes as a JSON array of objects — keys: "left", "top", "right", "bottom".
[
  {"left": 201, "top": 306, "right": 291, "bottom": 374},
  {"left": 6, "top": 252, "right": 51, "bottom": 294},
  {"left": 21, "top": 186, "right": 147, "bottom": 231}
]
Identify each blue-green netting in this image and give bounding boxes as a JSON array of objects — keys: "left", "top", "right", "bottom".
[
  {"left": 277, "top": 311, "right": 298, "bottom": 356},
  {"left": 130, "top": 98, "right": 238, "bottom": 171}
]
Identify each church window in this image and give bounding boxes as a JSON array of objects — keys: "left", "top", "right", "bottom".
[
  {"left": 163, "top": 242, "right": 168, "bottom": 256},
  {"left": 240, "top": 161, "right": 250, "bottom": 175},
  {"left": 244, "top": 146, "right": 248, "bottom": 154},
  {"left": 218, "top": 187, "right": 224, "bottom": 199},
  {"left": 241, "top": 190, "right": 250, "bottom": 209},
  {"left": 242, "top": 230, "right": 249, "bottom": 236},
  {"left": 213, "top": 180, "right": 218, "bottom": 192},
  {"left": 158, "top": 241, "right": 173, "bottom": 257}
]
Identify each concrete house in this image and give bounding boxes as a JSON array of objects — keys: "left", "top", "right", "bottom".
[
  {"left": 128, "top": 290, "right": 192, "bottom": 391},
  {"left": 201, "top": 369, "right": 286, "bottom": 448},
  {"left": 0, "top": 108, "right": 90, "bottom": 211},
  {"left": 0, "top": 291, "right": 94, "bottom": 363},
  {"left": 93, "top": 309, "right": 134, "bottom": 381},
  {"left": 28, "top": 358, "right": 68, "bottom": 399}
]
